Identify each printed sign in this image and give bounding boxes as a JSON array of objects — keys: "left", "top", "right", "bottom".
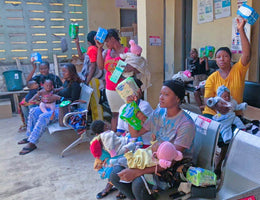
[
  {"left": 214, "top": 0, "right": 231, "bottom": 19},
  {"left": 116, "top": 0, "right": 137, "bottom": 8},
  {"left": 231, "top": 17, "right": 250, "bottom": 54},
  {"left": 197, "top": 0, "right": 214, "bottom": 24},
  {"left": 149, "top": 36, "right": 162, "bottom": 46},
  {"left": 239, "top": 196, "right": 256, "bottom": 200},
  {"left": 195, "top": 115, "right": 211, "bottom": 135}
]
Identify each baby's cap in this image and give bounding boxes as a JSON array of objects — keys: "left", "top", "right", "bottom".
[
  {"left": 156, "top": 141, "right": 183, "bottom": 169},
  {"left": 129, "top": 40, "right": 142, "bottom": 55},
  {"left": 90, "top": 139, "right": 102, "bottom": 158},
  {"left": 217, "top": 85, "right": 230, "bottom": 97}
]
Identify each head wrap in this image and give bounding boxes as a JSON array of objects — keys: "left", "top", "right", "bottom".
[{"left": 163, "top": 79, "right": 185, "bottom": 101}]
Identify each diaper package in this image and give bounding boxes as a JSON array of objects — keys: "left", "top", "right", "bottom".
[
  {"left": 116, "top": 77, "right": 139, "bottom": 103},
  {"left": 205, "top": 46, "right": 215, "bottom": 59},
  {"left": 237, "top": 4, "right": 259, "bottom": 25},
  {"left": 31, "top": 52, "right": 42, "bottom": 63},
  {"left": 96, "top": 27, "right": 108, "bottom": 43},
  {"left": 186, "top": 167, "right": 216, "bottom": 187},
  {"left": 120, "top": 101, "right": 142, "bottom": 130},
  {"left": 110, "top": 60, "right": 127, "bottom": 84}
]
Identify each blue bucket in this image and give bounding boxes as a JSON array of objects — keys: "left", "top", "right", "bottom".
[{"left": 3, "top": 70, "right": 23, "bottom": 91}]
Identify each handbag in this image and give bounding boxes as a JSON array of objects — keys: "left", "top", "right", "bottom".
[{"left": 58, "top": 100, "right": 71, "bottom": 127}]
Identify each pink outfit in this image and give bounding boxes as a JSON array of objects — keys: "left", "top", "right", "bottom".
[
  {"left": 39, "top": 92, "right": 56, "bottom": 113},
  {"left": 39, "top": 102, "right": 56, "bottom": 113},
  {"left": 104, "top": 47, "right": 128, "bottom": 91}
]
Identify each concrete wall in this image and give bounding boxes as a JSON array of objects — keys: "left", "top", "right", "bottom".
[
  {"left": 138, "top": 0, "right": 164, "bottom": 108},
  {"left": 191, "top": 0, "right": 260, "bottom": 82},
  {"left": 87, "top": 0, "right": 120, "bottom": 31},
  {"left": 165, "top": 0, "right": 175, "bottom": 80}
]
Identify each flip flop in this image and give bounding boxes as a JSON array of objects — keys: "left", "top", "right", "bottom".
[
  {"left": 96, "top": 187, "right": 117, "bottom": 199},
  {"left": 19, "top": 145, "right": 37, "bottom": 155},
  {"left": 17, "top": 138, "right": 29, "bottom": 145}
]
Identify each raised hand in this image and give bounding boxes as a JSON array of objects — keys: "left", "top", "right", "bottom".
[{"left": 236, "top": 17, "right": 247, "bottom": 32}]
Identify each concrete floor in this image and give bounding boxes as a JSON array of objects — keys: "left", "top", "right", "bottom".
[
  {"left": 0, "top": 114, "right": 119, "bottom": 200},
  {"left": 0, "top": 96, "right": 201, "bottom": 200}
]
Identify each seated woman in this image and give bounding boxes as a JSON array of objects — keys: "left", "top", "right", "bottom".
[
  {"left": 203, "top": 18, "right": 251, "bottom": 178},
  {"left": 110, "top": 79, "right": 196, "bottom": 200},
  {"left": 18, "top": 63, "right": 82, "bottom": 155},
  {"left": 187, "top": 48, "right": 209, "bottom": 87},
  {"left": 91, "top": 78, "right": 154, "bottom": 199},
  {"left": 19, "top": 61, "right": 63, "bottom": 132}
]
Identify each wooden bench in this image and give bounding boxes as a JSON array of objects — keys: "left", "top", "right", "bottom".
[
  {"left": 47, "top": 83, "right": 93, "bottom": 157},
  {"left": 216, "top": 129, "right": 260, "bottom": 199},
  {"left": 0, "top": 90, "right": 28, "bottom": 113}
]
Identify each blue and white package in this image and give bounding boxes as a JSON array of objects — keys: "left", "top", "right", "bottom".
[
  {"left": 30, "top": 52, "right": 42, "bottom": 63},
  {"left": 237, "top": 4, "right": 259, "bottom": 25},
  {"left": 96, "top": 27, "right": 108, "bottom": 43}
]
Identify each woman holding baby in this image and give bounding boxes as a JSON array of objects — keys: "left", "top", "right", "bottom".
[
  {"left": 18, "top": 63, "right": 82, "bottom": 155},
  {"left": 203, "top": 18, "right": 251, "bottom": 177},
  {"left": 95, "top": 29, "right": 143, "bottom": 132},
  {"left": 109, "top": 79, "right": 196, "bottom": 200}
]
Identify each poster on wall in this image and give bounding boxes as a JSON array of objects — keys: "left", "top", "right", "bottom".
[
  {"left": 197, "top": 0, "right": 214, "bottom": 24},
  {"left": 149, "top": 36, "right": 162, "bottom": 46},
  {"left": 214, "top": 0, "right": 231, "bottom": 19},
  {"left": 115, "top": 0, "right": 137, "bottom": 9},
  {"left": 237, "top": 0, "right": 247, "bottom": 9},
  {"left": 231, "top": 18, "right": 250, "bottom": 54}
]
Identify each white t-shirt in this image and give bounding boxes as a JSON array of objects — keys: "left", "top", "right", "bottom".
[{"left": 117, "top": 99, "right": 154, "bottom": 145}]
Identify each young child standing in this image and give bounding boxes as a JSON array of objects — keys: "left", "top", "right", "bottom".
[
  {"left": 24, "top": 80, "right": 39, "bottom": 103},
  {"left": 30, "top": 79, "right": 57, "bottom": 113}
]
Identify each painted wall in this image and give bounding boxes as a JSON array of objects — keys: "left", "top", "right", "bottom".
[
  {"left": 164, "top": 0, "right": 185, "bottom": 80},
  {"left": 87, "top": 0, "right": 120, "bottom": 31},
  {"left": 191, "top": 0, "right": 260, "bottom": 81},
  {"left": 138, "top": 0, "right": 164, "bottom": 108},
  {"left": 165, "top": 0, "right": 175, "bottom": 80}
]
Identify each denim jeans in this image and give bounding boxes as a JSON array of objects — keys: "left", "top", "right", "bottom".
[{"left": 110, "top": 165, "right": 155, "bottom": 200}]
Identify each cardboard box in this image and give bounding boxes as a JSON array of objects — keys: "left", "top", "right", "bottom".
[{"left": 0, "top": 99, "right": 12, "bottom": 119}]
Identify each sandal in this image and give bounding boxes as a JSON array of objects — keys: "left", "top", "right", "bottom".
[
  {"left": 17, "top": 138, "right": 29, "bottom": 145},
  {"left": 116, "top": 192, "right": 126, "bottom": 199},
  {"left": 96, "top": 187, "right": 117, "bottom": 199},
  {"left": 19, "top": 144, "right": 37, "bottom": 155}
]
